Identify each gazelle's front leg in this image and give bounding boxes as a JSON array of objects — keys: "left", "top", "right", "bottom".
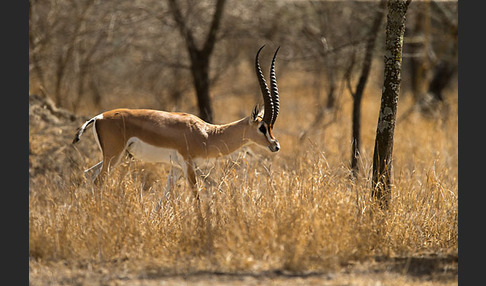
[
  {"left": 162, "top": 166, "right": 183, "bottom": 201},
  {"left": 154, "top": 166, "right": 183, "bottom": 214},
  {"left": 182, "top": 159, "right": 199, "bottom": 199},
  {"left": 194, "top": 165, "right": 217, "bottom": 188}
]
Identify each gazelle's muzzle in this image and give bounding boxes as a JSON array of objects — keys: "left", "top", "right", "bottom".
[{"left": 268, "top": 140, "right": 280, "bottom": 152}]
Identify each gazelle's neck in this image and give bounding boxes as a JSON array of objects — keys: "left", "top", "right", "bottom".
[{"left": 206, "top": 117, "right": 251, "bottom": 157}]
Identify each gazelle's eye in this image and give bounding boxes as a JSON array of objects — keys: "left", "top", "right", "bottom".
[{"left": 259, "top": 124, "right": 267, "bottom": 135}]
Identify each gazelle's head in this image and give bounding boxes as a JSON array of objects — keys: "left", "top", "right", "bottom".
[{"left": 247, "top": 45, "right": 281, "bottom": 153}]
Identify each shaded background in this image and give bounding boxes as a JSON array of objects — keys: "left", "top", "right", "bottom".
[{"left": 29, "top": 0, "right": 457, "bottom": 122}]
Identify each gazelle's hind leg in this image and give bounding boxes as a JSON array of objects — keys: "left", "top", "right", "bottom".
[
  {"left": 91, "top": 115, "right": 127, "bottom": 185},
  {"left": 93, "top": 152, "right": 124, "bottom": 185},
  {"left": 84, "top": 161, "right": 103, "bottom": 182}
]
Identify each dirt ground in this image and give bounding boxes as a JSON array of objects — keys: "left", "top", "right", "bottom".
[{"left": 29, "top": 255, "right": 457, "bottom": 286}]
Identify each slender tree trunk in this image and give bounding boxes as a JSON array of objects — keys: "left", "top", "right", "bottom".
[
  {"left": 53, "top": 0, "right": 94, "bottom": 107},
  {"left": 372, "top": 0, "right": 411, "bottom": 208},
  {"left": 168, "top": 0, "right": 226, "bottom": 123},
  {"left": 426, "top": 60, "right": 455, "bottom": 102},
  {"left": 54, "top": 52, "right": 71, "bottom": 107},
  {"left": 326, "top": 65, "right": 337, "bottom": 110},
  {"left": 350, "top": 0, "right": 386, "bottom": 177},
  {"left": 73, "top": 34, "right": 104, "bottom": 112},
  {"left": 190, "top": 55, "right": 213, "bottom": 123},
  {"left": 409, "top": 6, "right": 428, "bottom": 103}
]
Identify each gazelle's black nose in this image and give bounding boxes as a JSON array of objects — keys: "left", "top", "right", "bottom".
[{"left": 269, "top": 141, "right": 280, "bottom": 152}]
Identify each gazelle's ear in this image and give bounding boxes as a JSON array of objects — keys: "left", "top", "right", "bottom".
[{"left": 251, "top": 105, "right": 264, "bottom": 123}]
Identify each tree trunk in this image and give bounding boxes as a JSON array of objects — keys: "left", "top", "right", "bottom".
[
  {"left": 350, "top": 0, "right": 386, "bottom": 177},
  {"left": 426, "top": 60, "right": 455, "bottom": 102},
  {"left": 409, "top": 6, "right": 429, "bottom": 104},
  {"left": 54, "top": 0, "right": 94, "bottom": 108},
  {"left": 168, "top": 0, "right": 226, "bottom": 123},
  {"left": 371, "top": 0, "right": 411, "bottom": 208},
  {"left": 190, "top": 54, "right": 213, "bottom": 123}
]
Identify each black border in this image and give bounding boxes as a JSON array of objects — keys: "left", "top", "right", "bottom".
[{"left": 457, "top": 0, "right": 482, "bottom": 285}]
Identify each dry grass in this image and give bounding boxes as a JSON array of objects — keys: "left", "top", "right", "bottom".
[{"left": 29, "top": 70, "right": 458, "bottom": 285}]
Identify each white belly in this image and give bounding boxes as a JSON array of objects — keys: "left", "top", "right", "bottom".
[{"left": 126, "top": 137, "right": 183, "bottom": 167}]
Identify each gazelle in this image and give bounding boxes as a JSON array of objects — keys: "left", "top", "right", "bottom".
[{"left": 73, "top": 45, "right": 281, "bottom": 194}]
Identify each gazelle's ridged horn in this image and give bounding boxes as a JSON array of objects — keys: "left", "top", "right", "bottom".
[
  {"left": 269, "top": 46, "right": 280, "bottom": 126},
  {"left": 255, "top": 45, "right": 274, "bottom": 126}
]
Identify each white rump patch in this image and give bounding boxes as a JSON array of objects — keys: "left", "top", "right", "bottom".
[{"left": 92, "top": 114, "right": 103, "bottom": 152}]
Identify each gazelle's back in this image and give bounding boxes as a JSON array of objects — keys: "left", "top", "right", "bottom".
[{"left": 97, "top": 109, "right": 210, "bottom": 158}]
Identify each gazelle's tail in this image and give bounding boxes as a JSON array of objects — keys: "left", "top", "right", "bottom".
[{"left": 72, "top": 114, "right": 101, "bottom": 144}]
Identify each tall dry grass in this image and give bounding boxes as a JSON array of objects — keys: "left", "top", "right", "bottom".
[{"left": 29, "top": 70, "right": 458, "bottom": 278}]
